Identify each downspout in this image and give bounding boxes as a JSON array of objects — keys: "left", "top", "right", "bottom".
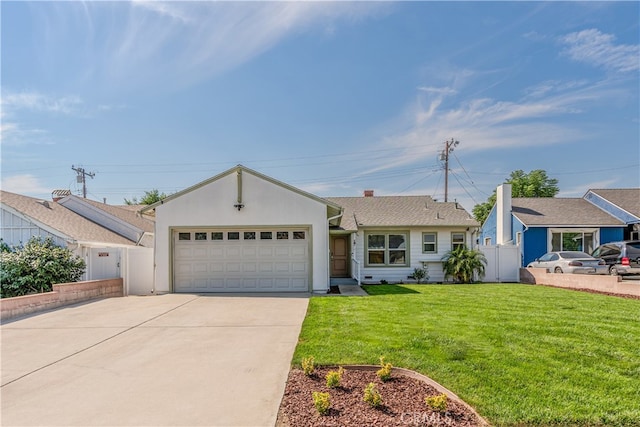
[{"left": 326, "top": 208, "right": 344, "bottom": 293}]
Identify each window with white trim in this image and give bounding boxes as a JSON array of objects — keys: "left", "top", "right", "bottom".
[
  {"left": 366, "top": 232, "right": 408, "bottom": 266},
  {"left": 549, "top": 229, "right": 597, "bottom": 253}
]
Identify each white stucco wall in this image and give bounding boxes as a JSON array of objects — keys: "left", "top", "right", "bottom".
[{"left": 152, "top": 170, "right": 331, "bottom": 293}]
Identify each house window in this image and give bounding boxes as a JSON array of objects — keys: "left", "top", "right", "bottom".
[
  {"left": 484, "top": 237, "right": 492, "bottom": 246},
  {"left": 244, "top": 231, "right": 256, "bottom": 240},
  {"left": 422, "top": 233, "right": 437, "bottom": 253},
  {"left": 293, "top": 231, "right": 306, "bottom": 240},
  {"left": 211, "top": 232, "right": 223, "bottom": 240},
  {"left": 515, "top": 232, "right": 522, "bottom": 246},
  {"left": 452, "top": 232, "right": 466, "bottom": 250},
  {"left": 550, "top": 230, "right": 595, "bottom": 252},
  {"left": 260, "top": 231, "right": 272, "bottom": 240},
  {"left": 366, "top": 233, "right": 408, "bottom": 266},
  {"left": 178, "top": 232, "right": 191, "bottom": 241},
  {"left": 195, "top": 232, "right": 207, "bottom": 241},
  {"left": 228, "top": 232, "right": 240, "bottom": 240}
]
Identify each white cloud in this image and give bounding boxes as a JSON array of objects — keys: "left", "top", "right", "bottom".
[
  {"left": 2, "top": 92, "right": 83, "bottom": 115},
  {"left": 1, "top": 174, "right": 51, "bottom": 195},
  {"left": 560, "top": 29, "right": 640, "bottom": 73},
  {"left": 51, "top": 2, "right": 389, "bottom": 90}
]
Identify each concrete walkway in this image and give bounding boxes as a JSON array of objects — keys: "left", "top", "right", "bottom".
[{"left": 1, "top": 294, "right": 309, "bottom": 426}]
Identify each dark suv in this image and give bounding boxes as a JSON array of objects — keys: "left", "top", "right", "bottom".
[{"left": 591, "top": 241, "right": 640, "bottom": 276}]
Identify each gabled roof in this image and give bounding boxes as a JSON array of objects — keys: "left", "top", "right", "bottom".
[
  {"left": 512, "top": 197, "right": 624, "bottom": 227},
  {"left": 588, "top": 188, "right": 640, "bottom": 220},
  {"left": 0, "top": 190, "right": 135, "bottom": 245},
  {"left": 140, "top": 164, "right": 342, "bottom": 218},
  {"left": 325, "top": 195, "right": 479, "bottom": 231}
]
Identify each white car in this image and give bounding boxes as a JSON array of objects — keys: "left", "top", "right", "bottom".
[{"left": 527, "top": 251, "right": 607, "bottom": 274}]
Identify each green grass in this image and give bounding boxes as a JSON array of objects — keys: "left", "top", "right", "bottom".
[{"left": 293, "top": 284, "right": 640, "bottom": 426}]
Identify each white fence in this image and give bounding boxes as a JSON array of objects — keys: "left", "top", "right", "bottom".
[{"left": 481, "top": 245, "right": 520, "bottom": 283}]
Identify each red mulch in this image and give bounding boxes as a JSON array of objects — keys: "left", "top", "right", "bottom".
[
  {"left": 542, "top": 284, "right": 640, "bottom": 300},
  {"left": 277, "top": 367, "right": 485, "bottom": 427}
]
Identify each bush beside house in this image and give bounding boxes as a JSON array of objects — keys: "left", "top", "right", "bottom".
[{"left": 0, "top": 237, "right": 86, "bottom": 298}]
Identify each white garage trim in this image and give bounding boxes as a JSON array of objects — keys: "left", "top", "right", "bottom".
[{"left": 170, "top": 226, "right": 312, "bottom": 293}]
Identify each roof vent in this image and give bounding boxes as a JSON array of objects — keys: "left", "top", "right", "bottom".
[{"left": 364, "top": 190, "right": 374, "bottom": 197}]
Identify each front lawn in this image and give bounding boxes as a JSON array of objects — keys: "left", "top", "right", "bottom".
[{"left": 293, "top": 284, "right": 640, "bottom": 426}]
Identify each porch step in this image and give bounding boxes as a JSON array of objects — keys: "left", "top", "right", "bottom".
[{"left": 330, "top": 278, "right": 359, "bottom": 286}]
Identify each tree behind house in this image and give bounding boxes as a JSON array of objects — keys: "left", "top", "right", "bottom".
[
  {"left": 473, "top": 169, "right": 559, "bottom": 224},
  {"left": 124, "top": 189, "right": 168, "bottom": 205}
]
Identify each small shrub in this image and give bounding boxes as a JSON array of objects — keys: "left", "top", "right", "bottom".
[
  {"left": 301, "top": 356, "right": 315, "bottom": 376},
  {"left": 312, "top": 391, "right": 330, "bottom": 415},
  {"left": 411, "top": 266, "right": 429, "bottom": 283},
  {"left": 376, "top": 356, "right": 392, "bottom": 382},
  {"left": 425, "top": 393, "right": 448, "bottom": 412},
  {"left": 379, "top": 279, "right": 388, "bottom": 285},
  {"left": 325, "top": 366, "right": 344, "bottom": 388},
  {"left": 363, "top": 382, "right": 382, "bottom": 408}
]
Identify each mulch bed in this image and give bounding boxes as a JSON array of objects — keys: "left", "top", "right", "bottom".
[
  {"left": 277, "top": 367, "right": 486, "bottom": 427},
  {"left": 542, "top": 284, "right": 640, "bottom": 300}
]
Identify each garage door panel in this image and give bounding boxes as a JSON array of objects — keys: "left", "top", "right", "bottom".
[
  {"left": 243, "top": 263, "right": 258, "bottom": 273},
  {"left": 226, "top": 262, "right": 241, "bottom": 273},
  {"left": 173, "top": 228, "right": 309, "bottom": 293}
]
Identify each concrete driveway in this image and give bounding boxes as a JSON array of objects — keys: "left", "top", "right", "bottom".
[{"left": 1, "top": 294, "right": 309, "bottom": 426}]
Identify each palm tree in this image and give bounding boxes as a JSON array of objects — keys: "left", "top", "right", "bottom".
[{"left": 441, "top": 246, "right": 487, "bottom": 283}]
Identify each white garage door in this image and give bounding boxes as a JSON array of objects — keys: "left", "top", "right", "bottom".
[{"left": 173, "top": 228, "right": 310, "bottom": 293}]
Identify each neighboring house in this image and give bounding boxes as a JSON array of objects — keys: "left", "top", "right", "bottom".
[
  {"left": 480, "top": 184, "right": 628, "bottom": 266},
  {"left": 583, "top": 189, "right": 640, "bottom": 241},
  {"left": 140, "top": 165, "right": 479, "bottom": 294},
  {"left": 0, "top": 190, "right": 154, "bottom": 293}
]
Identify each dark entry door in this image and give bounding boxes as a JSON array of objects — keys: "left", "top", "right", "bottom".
[{"left": 330, "top": 235, "right": 349, "bottom": 277}]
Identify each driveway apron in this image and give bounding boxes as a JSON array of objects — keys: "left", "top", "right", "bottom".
[{"left": 1, "top": 294, "right": 309, "bottom": 426}]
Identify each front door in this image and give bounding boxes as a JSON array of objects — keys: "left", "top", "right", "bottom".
[{"left": 330, "top": 235, "right": 349, "bottom": 277}]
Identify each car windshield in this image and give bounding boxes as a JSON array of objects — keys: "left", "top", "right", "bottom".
[{"left": 560, "top": 252, "right": 591, "bottom": 259}]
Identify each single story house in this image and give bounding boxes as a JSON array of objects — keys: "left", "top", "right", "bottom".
[
  {"left": 480, "top": 184, "right": 631, "bottom": 266},
  {"left": 0, "top": 190, "right": 154, "bottom": 293},
  {"left": 140, "top": 165, "right": 480, "bottom": 294}
]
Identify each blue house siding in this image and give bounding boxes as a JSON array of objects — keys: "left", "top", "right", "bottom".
[
  {"left": 480, "top": 206, "right": 498, "bottom": 245},
  {"left": 599, "top": 227, "right": 624, "bottom": 245},
  {"left": 523, "top": 227, "right": 548, "bottom": 266},
  {"left": 513, "top": 217, "right": 526, "bottom": 266}
]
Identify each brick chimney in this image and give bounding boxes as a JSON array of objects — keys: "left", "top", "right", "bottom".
[{"left": 364, "top": 190, "right": 374, "bottom": 197}]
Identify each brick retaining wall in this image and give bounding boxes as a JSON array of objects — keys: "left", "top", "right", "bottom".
[
  {"left": 520, "top": 268, "right": 639, "bottom": 297},
  {"left": 1, "top": 278, "right": 123, "bottom": 321}
]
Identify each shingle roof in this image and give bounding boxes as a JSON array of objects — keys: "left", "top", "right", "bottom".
[
  {"left": 589, "top": 188, "right": 640, "bottom": 219},
  {"left": 512, "top": 197, "right": 624, "bottom": 226},
  {"left": 325, "top": 196, "right": 479, "bottom": 231},
  {"left": 0, "top": 190, "right": 136, "bottom": 245}
]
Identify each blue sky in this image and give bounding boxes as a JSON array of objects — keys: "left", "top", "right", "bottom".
[{"left": 2, "top": 1, "right": 639, "bottom": 212}]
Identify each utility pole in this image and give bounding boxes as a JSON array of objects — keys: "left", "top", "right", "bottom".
[
  {"left": 439, "top": 138, "right": 459, "bottom": 202},
  {"left": 71, "top": 165, "right": 95, "bottom": 198}
]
